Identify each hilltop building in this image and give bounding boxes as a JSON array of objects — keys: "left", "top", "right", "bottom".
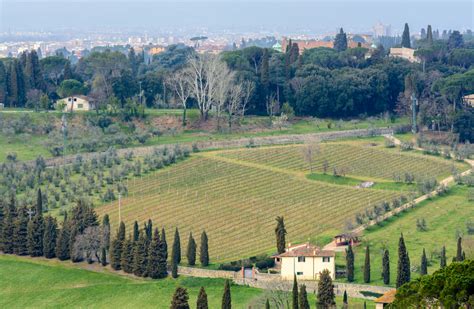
[
  {"left": 281, "top": 37, "right": 371, "bottom": 54},
  {"left": 389, "top": 47, "right": 420, "bottom": 63},
  {"left": 58, "top": 95, "right": 93, "bottom": 112},
  {"left": 273, "top": 243, "right": 336, "bottom": 280}
]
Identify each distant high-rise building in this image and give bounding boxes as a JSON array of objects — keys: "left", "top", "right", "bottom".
[{"left": 373, "top": 22, "right": 391, "bottom": 37}]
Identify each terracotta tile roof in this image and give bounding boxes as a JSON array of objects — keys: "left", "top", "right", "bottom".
[
  {"left": 275, "top": 244, "right": 335, "bottom": 258},
  {"left": 374, "top": 289, "right": 396, "bottom": 304}
]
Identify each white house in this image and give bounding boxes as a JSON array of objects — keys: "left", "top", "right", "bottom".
[
  {"left": 389, "top": 47, "right": 420, "bottom": 63},
  {"left": 273, "top": 243, "right": 336, "bottom": 280},
  {"left": 58, "top": 95, "right": 93, "bottom": 112}
]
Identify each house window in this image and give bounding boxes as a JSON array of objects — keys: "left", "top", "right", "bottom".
[
  {"left": 74, "top": 98, "right": 77, "bottom": 102},
  {"left": 68, "top": 98, "right": 72, "bottom": 102},
  {"left": 296, "top": 272, "right": 303, "bottom": 275},
  {"left": 298, "top": 256, "right": 305, "bottom": 262},
  {"left": 77, "top": 104, "right": 84, "bottom": 109},
  {"left": 323, "top": 257, "right": 331, "bottom": 263}
]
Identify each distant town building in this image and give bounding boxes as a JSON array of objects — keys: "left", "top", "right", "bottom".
[
  {"left": 389, "top": 47, "right": 420, "bottom": 63},
  {"left": 374, "top": 289, "right": 396, "bottom": 308},
  {"left": 373, "top": 22, "right": 392, "bottom": 37},
  {"left": 281, "top": 37, "right": 370, "bottom": 54},
  {"left": 272, "top": 42, "right": 282, "bottom": 52},
  {"left": 273, "top": 243, "right": 335, "bottom": 280},
  {"left": 58, "top": 95, "right": 93, "bottom": 112}
]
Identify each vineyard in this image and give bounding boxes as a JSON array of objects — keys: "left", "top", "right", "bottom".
[{"left": 96, "top": 140, "right": 467, "bottom": 263}]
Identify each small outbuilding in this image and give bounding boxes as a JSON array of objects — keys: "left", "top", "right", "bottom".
[
  {"left": 58, "top": 95, "right": 93, "bottom": 112},
  {"left": 374, "top": 289, "right": 396, "bottom": 309}
]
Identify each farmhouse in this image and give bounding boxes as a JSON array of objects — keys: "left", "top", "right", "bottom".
[
  {"left": 374, "top": 289, "right": 396, "bottom": 308},
  {"left": 389, "top": 47, "right": 420, "bottom": 63},
  {"left": 273, "top": 243, "right": 336, "bottom": 280},
  {"left": 463, "top": 94, "right": 474, "bottom": 107},
  {"left": 58, "top": 95, "right": 93, "bottom": 112}
]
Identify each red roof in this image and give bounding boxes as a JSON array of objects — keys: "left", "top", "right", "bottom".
[{"left": 275, "top": 243, "right": 335, "bottom": 258}]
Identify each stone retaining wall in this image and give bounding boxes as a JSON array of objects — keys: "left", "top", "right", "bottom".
[{"left": 177, "top": 266, "right": 238, "bottom": 279}]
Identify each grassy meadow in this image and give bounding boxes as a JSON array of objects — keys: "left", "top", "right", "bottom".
[{"left": 340, "top": 185, "right": 474, "bottom": 286}]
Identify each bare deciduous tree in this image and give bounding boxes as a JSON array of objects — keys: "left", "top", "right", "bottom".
[
  {"left": 214, "top": 66, "right": 234, "bottom": 130},
  {"left": 302, "top": 141, "right": 320, "bottom": 173},
  {"left": 240, "top": 80, "right": 254, "bottom": 119},
  {"left": 167, "top": 69, "right": 192, "bottom": 126},
  {"left": 73, "top": 226, "right": 103, "bottom": 263}
]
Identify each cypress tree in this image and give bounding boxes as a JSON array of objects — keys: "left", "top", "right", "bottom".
[
  {"left": 440, "top": 246, "right": 447, "bottom": 268},
  {"left": 102, "top": 214, "right": 110, "bottom": 250},
  {"left": 147, "top": 228, "right": 161, "bottom": 278},
  {"left": 186, "top": 232, "right": 196, "bottom": 266},
  {"left": 118, "top": 221, "right": 126, "bottom": 242},
  {"left": 275, "top": 216, "right": 287, "bottom": 254},
  {"left": 222, "top": 279, "right": 231, "bottom": 309},
  {"left": 56, "top": 216, "right": 71, "bottom": 260},
  {"left": 364, "top": 246, "right": 371, "bottom": 283},
  {"left": 161, "top": 228, "right": 168, "bottom": 261},
  {"left": 200, "top": 231, "right": 209, "bottom": 266},
  {"left": 420, "top": 248, "right": 428, "bottom": 275},
  {"left": 63, "top": 61, "right": 73, "bottom": 80},
  {"left": 110, "top": 238, "right": 122, "bottom": 270},
  {"left": 265, "top": 299, "right": 270, "bottom": 309},
  {"left": 343, "top": 290, "right": 348, "bottom": 308},
  {"left": 334, "top": 28, "right": 348, "bottom": 52},
  {"left": 43, "top": 216, "right": 58, "bottom": 259},
  {"left": 346, "top": 244, "right": 354, "bottom": 282},
  {"left": 0, "top": 61, "right": 7, "bottom": 106},
  {"left": 101, "top": 247, "right": 107, "bottom": 266},
  {"left": 157, "top": 229, "right": 168, "bottom": 278},
  {"left": 317, "top": 269, "right": 335, "bottom": 308},
  {"left": 170, "top": 286, "right": 190, "bottom": 309},
  {"left": 401, "top": 23, "right": 411, "bottom": 48},
  {"left": 456, "top": 237, "right": 463, "bottom": 261},
  {"left": 36, "top": 188, "right": 43, "bottom": 215},
  {"left": 173, "top": 227, "right": 181, "bottom": 264},
  {"left": 1, "top": 197, "right": 17, "bottom": 254},
  {"left": 133, "top": 233, "right": 148, "bottom": 277},
  {"left": 197, "top": 286, "right": 208, "bottom": 309},
  {"left": 396, "top": 233, "right": 411, "bottom": 288},
  {"left": 146, "top": 219, "right": 152, "bottom": 241},
  {"left": 260, "top": 48, "right": 270, "bottom": 96},
  {"left": 427, "top": 25, "right": 433, "bottom": 45},
  {"left": 171, "top": 258, "right": 178, "bottom": 278},
  {"left": 27, "top": 209, "right": 44, "bottom": 257},
  {"left": 292, "top": 274, "right": 299, "bottom": 309},
  {"left": 382, "top": 249, "right": 390, "bottom": 285},
  {"left": 0, "top": 199, "right": 4, "bottom": 234},
  {"left": 299, "top": 284, "right": 310, "bottom": 309},
  {"left": 13, "top": 207, "right": 29, "bottom": 255},
  {"left": 133, "top": 221, "right": 139, "bottom": 241},
  {"left": 121, "top": 236, "right": 134, "bottom": 273}
]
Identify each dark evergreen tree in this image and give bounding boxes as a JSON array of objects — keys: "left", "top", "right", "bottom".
[
  {"left": 161, "top": 228, "right": 168, "bottom": 260},
  {"left": 186, "top": 232, "right": 196, "bottom": 266},
  {"left": 0, "top": 61, "right": 7, "bottom": 106},
  {"left": 426, "top": 25, "right": 433, "bottom": 45},
  {"left": 172, "top": 227, "right": 181, "bottom": 264},
  {"left": 56, "top": 215, "right": 71, "bottom": 260},
  {"left": 118, "top": 221, "right": 126, "bottom": 242},
  {"left": 346, "top": 244, "right": 354, "bottom": 282},
  {"left": 334, "top": 28, "right": 348, "bottom": 52},
  {"left": 261, "top": 48, "right": 270, "bottom": 97},
  {"left": 197, "top": 286, "right": 208, "bottom": 309},
  {"left": 265, "top": 299, "right": 270, "bottom": 309},
  {"left": 171, "top": 258, "right": 178, "bottom": 278},
  {"left": 222, "top": 279, "right": 231, "bottom": 309},
  {"left": 157, "top": 229, "right": 168, "bottom": 278},
  {"left": 343, "top": 290, "right": 348, "bottom": 307},
  {"left": 382, "top": 249, "right": 390, "bottom": 285},
  {"left": 43, "top": 216, "right": 57, "bottom": 259},
  {"left": 448, "top": 31, "right": 464, "bottom": 50},
  {"left": 63, "top": 61, "right": 73, "bottom": 80},
  {"left": 440, "top": 246, "right": 447, "bottom": 268},
  {"left": 36, "top": 188, "right": 43, "bottom": 215},
  {"left": 396, "top": 233, "right": 411, "bottom": 288},
  {"left": 170, "top": 286, "right": 190, "bottom": 309},
  {"left": 27, "top": 205, "right": 44, "bottom": 257},
  {"left": 133, "top": 221, "right": 139, "bottom": 241},
  {"left": 275, "top": 216, "right": 287, "bottom": 254},
  {"left": 200, "top": 231, "right": 209, "bottom": 266},
  {"left": 401, "top": 23, "right": 411, "bottom": 48},
  {"left": 110, "top": 238, "right": 122, "bottom": 270},
  {"left": 13, "top": 207, "right": 29, "bottom": 255},
  {"left": 1, "top": 196, "right": 17, "bottom": 254},
  {"left": 420, "top": 248, "right": 428, "bottom": 275},
  {"left": 292, "top": 274, "right": 299, "bottom": 309},
  {"left": 101, "top": 247, "right": 107, "bottom": 266},
  {"left": 299, "top": 284, "right": 310, "bottom": 309},
  {"left": 364, "top": 246, "right": 371, "bottom": 283},
  {"left": 456, "top": 237, "right": 463, "bottom": 261},
  {"left": 317, "top": 269, "right": 336, "bottom": 308},
  {"left": 102, "top": 214, "right": 110, "bottom": 250},
  {"left": 121, "top": 236, "right": 134, "bottom": 273},
  {"left": 133, "top": 233, "right": 148, "bottom": 277}
]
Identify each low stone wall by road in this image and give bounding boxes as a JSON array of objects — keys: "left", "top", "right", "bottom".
[
  {"left": 29, "top": 127, "right": 394, "bottom": 168},
  {"left": 178, "top": 266, "right": 238, "bottom": 280}
]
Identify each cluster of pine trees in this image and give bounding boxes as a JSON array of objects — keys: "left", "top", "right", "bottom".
[
  {"left": 109, "top": 218, "right": 209, "bottom": 279},
  {"left": 0, "top": 189, "right": 104, "bottom": 264},
  {"left": 345, "top": 234, "right": 467, "bottom": 287}
]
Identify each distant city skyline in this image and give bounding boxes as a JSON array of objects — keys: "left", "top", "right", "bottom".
[{"left": 0, "top": 0, "right": 472, "bottom": 34}]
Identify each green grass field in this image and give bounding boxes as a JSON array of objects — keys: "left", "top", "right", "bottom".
[
  {"left": 0, "top": 255, "right": 375, "bottom": 308},
  {"left": 341, "top": 185, "right": 474, "bottom": 286},
  {"left": 96, "top": 139, "right": 464, "bottom": 263}
]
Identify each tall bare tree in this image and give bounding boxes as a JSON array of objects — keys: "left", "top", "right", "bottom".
[
  {"left": 302, "top": 141, "right": 320, "bottom": 173},
  {"left": 227, "top": 83, "right": 243, "bottom": 131},
  {"left": 167, "top": 69, "right": 192, "bottom": 126},
  {"left": 215, "top": 66, "right": 234, "bottom": 130},
  {"left": 240, "top": 80, "right": 254, "bottom": 119}
]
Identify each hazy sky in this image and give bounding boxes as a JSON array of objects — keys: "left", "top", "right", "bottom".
[{"left": 0, "top": 0, "right": 472, "bottom": 34}]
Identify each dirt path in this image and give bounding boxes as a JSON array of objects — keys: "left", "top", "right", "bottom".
[{"left": 323, "top": 137, "right": 473, "bottom": 251}]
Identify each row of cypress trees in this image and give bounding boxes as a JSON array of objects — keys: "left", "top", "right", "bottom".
[
  {"left": 288, "top": 270, "right": 335, "bottom": 309},
  {"left": 345, "top": 234, "right": 467, "bottom": 287},
  {"left": 109, "top": 218, "right": 210, "bottom": 280},
  {"left": 170, "top": 280, "right": 231, "bottom": 309}
]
